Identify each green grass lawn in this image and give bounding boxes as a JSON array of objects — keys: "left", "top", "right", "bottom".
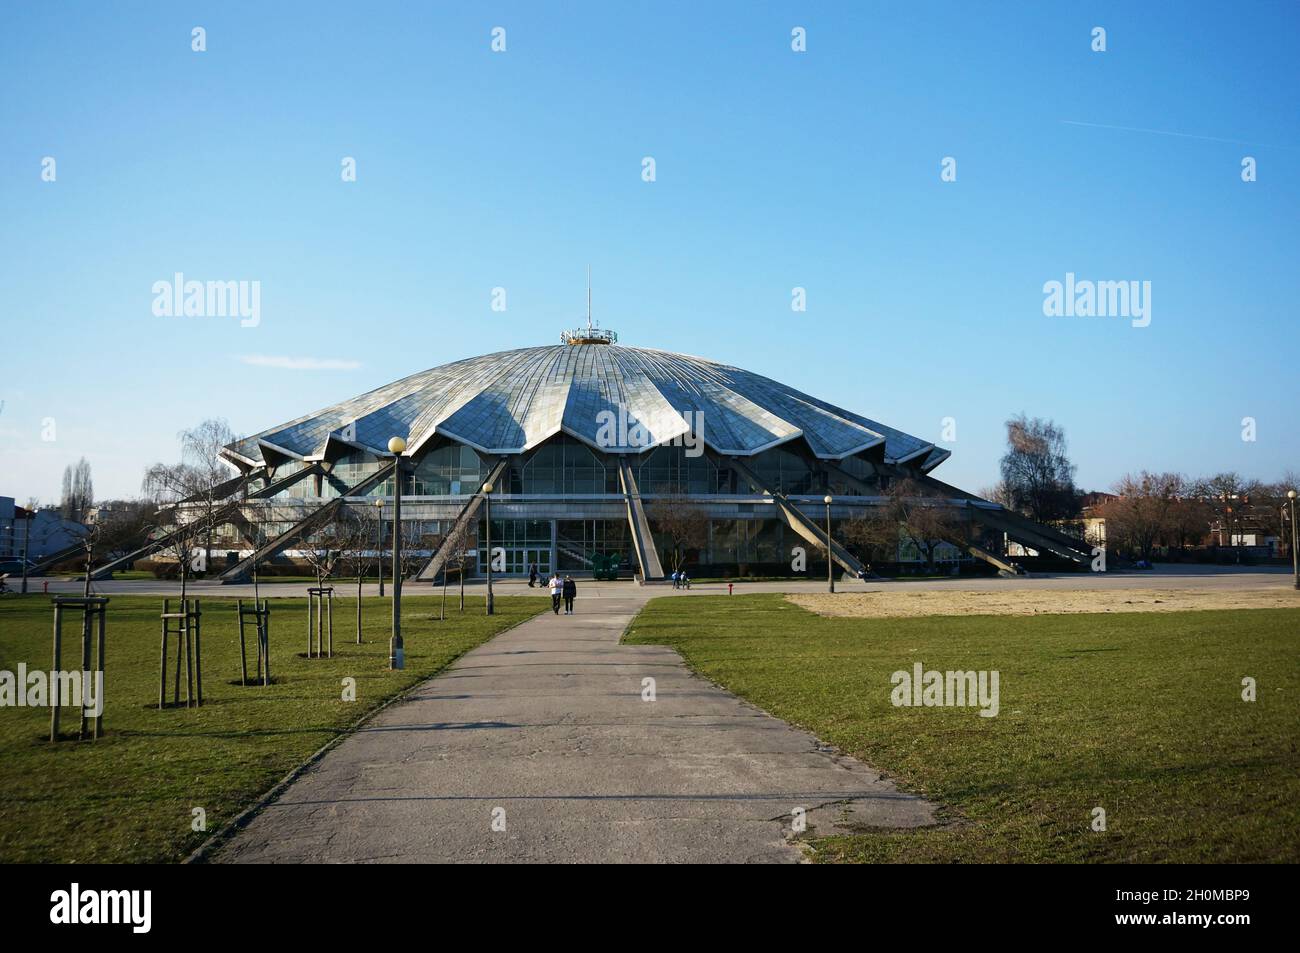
[
  {"left": 625, "top": 594, "right": 1300, "bottom": 863},
  {"left": 0, "top": 592, "right": 541, "bottom": 863}
]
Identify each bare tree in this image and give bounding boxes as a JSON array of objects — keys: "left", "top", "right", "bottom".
[
  {"left": 647, "top": 495, "right": 709, "bottom": 574},
  {"left": 839, "top": 511, "right": 895, "bottom": 568},
  {"left": 71, "top": 521, "right": 106, "bottom": 598},
  {"left": 61, "top": 457, "right": 94, "bottom": 520},
  {"left": 1246, "top": 480, "right": 1289, "bottom": 549},
  {"left": 1204, "top": 471, "right": 1260, "bottom": 553},
  {"left": 999, "top": 415, "right": 1079, "bottom": 523},
  {"left": 299, "top": 517, "right": 352, "bottom": 587},
  {"left": 181, "top": 419, "right": 237, "bottom": 570},
  {"left": 1143, "top": 474, "right": 1209, "bottom": 555},
  {"left": 1282, "top": 470, "right": 1300, "bottom": 559},
  {"left": 977, "top": 481, "right": 1013, "bottom": 508},
  {"left": 880, "top": 479, "right": 967, "bottom": 572},
  {"left": 434, "top": 518, "right": 475, "bottom": 617},
  {"left": 141, "top": 418, "right": 240, "bottom": 585},
  {"left": 87, "top": 501, "right": 159, "bottom": 571},
  {"left": 138, "top": 499, "right": 204, "bottom": 600},
  {"left": 1098, "top": 472, "right": 1180, "bottom": 562},
  {"left": 141, "top": 462, "right": 209, "bottom": 600},
  {"left": 397, "top": 519, "right": 431, "bottom": 581},
  {"left": 337, "top": 506, "right": 375, "bottom": 643}
]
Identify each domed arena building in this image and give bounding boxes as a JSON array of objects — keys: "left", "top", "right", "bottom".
[{"left": 101, "top": 322, "right": 1096, "bottom": 583}]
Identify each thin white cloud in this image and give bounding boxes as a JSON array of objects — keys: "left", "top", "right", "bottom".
[{"left": 240, "top": 354, "right": 361, "bottom": 371}]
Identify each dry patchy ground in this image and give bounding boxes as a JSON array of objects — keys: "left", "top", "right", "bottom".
[{"left": 791, "top": 584, "right": 1300, "bottom": 618}]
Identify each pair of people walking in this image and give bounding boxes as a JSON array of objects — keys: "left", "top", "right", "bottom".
[
  {"left": 547, "top": 573, "right": 577, "bottom": 614},
  {"left": 671, "top": 569, "right": 690, "bottom": 589}
]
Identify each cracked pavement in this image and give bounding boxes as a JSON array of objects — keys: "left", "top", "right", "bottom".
[{"left": 211, "top": 587, "right": 935, "bottom": 863}]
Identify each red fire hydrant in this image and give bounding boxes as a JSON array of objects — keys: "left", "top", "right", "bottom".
[
  {"left": 728, "top": 582, "right": 734, "bottom": 596},
  {"left": 43, "top": 581, "right": 49, "bottom": 594}
]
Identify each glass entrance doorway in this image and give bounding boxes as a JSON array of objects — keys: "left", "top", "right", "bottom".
[
  {"left": 479, "top": 519, "right": 553, "bottom": 575},
  {"left": 485, "top": 547, "right": 552, "bottom": 576},
  {"left": 513, "top": 548, "right": 551, "bottom": 577},
  {"left": 520, "top": 546, "right": 551, "bottom": 577}
]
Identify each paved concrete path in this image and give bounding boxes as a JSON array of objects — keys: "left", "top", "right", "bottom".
[{"left": 212, "top": 587, "right": 934, "bottom": 863}]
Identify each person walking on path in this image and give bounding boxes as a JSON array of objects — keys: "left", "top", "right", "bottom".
[
  {"left": 680, "top": 571, "right": 690, "bottom": 590},
  {"left": 528, "top": 564, "right": 538, "bottom": 588},
  {"left": 671, "top": 570, "right": 680, "bottom": 589},
  {"left": 562, "top": 575, "right": 577, "bottom": 614},
  {"left": 549, "top": 573, "right": 563, "bottom": 614}
]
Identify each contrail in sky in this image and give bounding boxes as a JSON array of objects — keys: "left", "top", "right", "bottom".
[{"left": 1059, "top": 119, "right": 1296, "bottom": 150}]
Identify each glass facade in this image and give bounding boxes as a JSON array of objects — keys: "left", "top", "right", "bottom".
[
  {"left": 703, "top": 518, "right": 784, "bottom": 565},
  {"left": 748, "top": 446, "right": 823, "bottom": 495},
  {"left": 267, "top": 461, "right": 316, "bottom": 500},
  {"left": 826, "top": 454, "right": 878, "bottom": 496},
  {"left": 409, "top": 443, "right": 484, "bottom": 496},
  {"left": 556, "top": 519, "right": 630, "bottom": 571},
  {"left": 635, "top": 445, "right": 726, "bottom": 494},
  {"left": 261, "top": 441, "right": 881, "bottom": 501},
  {"left": 509, "top": 436, "right": 618, "bottom": 495},
  {"left": 324, "top": 450, "right": 383, "bottom": 499},
  {"left": 464, "top": 517, "right": 636, "bottom": 574}
]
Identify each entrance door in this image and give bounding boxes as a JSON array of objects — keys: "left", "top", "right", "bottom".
[{"left": 526, "top": 548, "right": 551, "bottom": 576}]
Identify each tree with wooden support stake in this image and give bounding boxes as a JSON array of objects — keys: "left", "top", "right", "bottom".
[
  {"left": 49, "top": 596, "right": 108, "bottom": 742},
  {"left": 306, "top": 587, "right": 334, "bottom": 658},
  {"left": 158, "top": 598, "right": 202, "bottom": 709},
  {"left": 300, "top": 516, "right": 350, "bottom": 656},
  {"left": 236, "top": 598, "right": 271, "bottom": 686},
  {"left": 336, "top": 505, "right": 374, "bottom": 643}
]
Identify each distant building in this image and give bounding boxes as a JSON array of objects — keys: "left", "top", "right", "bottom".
[
  {"left": 1210, "top": 517, "right": 1279, "bottom": 556},
  {"left": 1078, "top": 491, "right": 1117, "bottom": 548},
  {"left": 0, "top": 497, "right": 88, "bottom": 562}
]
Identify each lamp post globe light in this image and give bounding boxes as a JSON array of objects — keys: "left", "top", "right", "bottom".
[
  {"left": 1289, "top": 489, "right": 1298, "bottom": 590},
  {"left": 824, "top": 495, "right": 835, "bottom": 594},
  {"left": 388, "top": 436, "right": 407, "bottom": 670},
  {"left": 483, "top": 481, "right": 495, "bottom": 616},
  {"left": 374, "top": 497, "right": 385, "bottom": 598}
]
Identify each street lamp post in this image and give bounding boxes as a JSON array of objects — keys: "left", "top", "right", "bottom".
[
  {"left": 387, "top": 437, "right": 406, "bottom": 669},
  {"left": 374, "top": 497, "right": 385, "bottom": 597},
  {"left": 483, "top": 481, "right": 495, "bottom": 616},
  {"left": 21, "top": 508, "right": 32, "bottom": 595},
  {"left": 824, "top": 494, "right": 835, "bottom": 593},
  {"left": 1289, "top": 490, "right": 1298, "bottom": 590},
  {"left": 1225, "top": 498, "right": 1240, "bottom": 564}
]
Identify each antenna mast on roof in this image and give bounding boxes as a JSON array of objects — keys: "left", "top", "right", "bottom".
[{"left": 561, "top": 266, "right": 617, "bottom": 345}]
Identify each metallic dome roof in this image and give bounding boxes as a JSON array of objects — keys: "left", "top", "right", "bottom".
[{"left": 223, "top": 344, "right": 947, "bottom": 469}]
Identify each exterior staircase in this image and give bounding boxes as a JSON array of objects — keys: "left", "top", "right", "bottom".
[{"left": 616, "top": 458, "right": 664, "bottom": 583}]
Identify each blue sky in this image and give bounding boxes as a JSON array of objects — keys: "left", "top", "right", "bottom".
[{"left": 2, "top": 1, "right": 1297, "bottom": 503}]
